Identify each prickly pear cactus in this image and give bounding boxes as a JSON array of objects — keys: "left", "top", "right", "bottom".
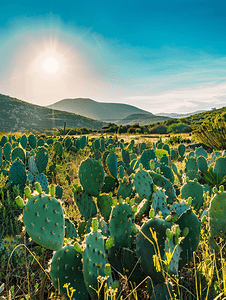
[
  {"left": 74, "top": 188, "right": 97, "bottom": 221},
  {"left": 209, "top": 188, "right": 226, "bottom": 237},
  {"left": 50, "top": 245, "right": 89, "bottom": 299},
  {"left": 3, "top": 142, "right": 12, "bottom": 161},
  {"left": 53, "top": 141, "right": 63, "bottom": 157},
  {"left": 117, "top": 178, "right": 133, "bottom": 199},
  {"left": 79, "top": 158, "right": 105, "bottom": 197},
  {"left": 35, "top": 147, "right": 49, "bottom": 173},
  {"left": 133, "top": 168, "right": 153, "bottom": 200},
  {"left": 65, "top": 218, "right": 77, "bottom": 239},
  {"left": 152, "top": 189, "right": 170, "bottom": 218},
  {"left": 28, "top": 134, "right": 37, "bottom": 149},
  {"left": 23, "top": 193, "right": 65, "bottom": 251},
  {"left": 11, "top": 147, "right": 26, "bottom": 163},
  {"left": 197, "top": 156, "right": 208, "bottom": 173},
  {"left": 181, "top": 179, "right": 203, "bottom": 211},
  {"left": 35, "top": 173, "right": 49, "bottom": 190},
  {"left": 97, "top": 194, "right": 113, "bottom": 222},
  {"left": 136, "top": 217, "right": 174, "bottom": 283},
  {"left": 82, "top": 230, "right": 110, "bottom": 299},
  {"left": 8, "top": 159, "right": 27, "bottom": 194},
  {"left": 109, "top": 203, "right": 134, "bottom": 250},
  {"left": 213, "top": 157, "right": 226, "bottom": 179},
  {"left": 149, "top": 171, "right": 177, "bottom": 204},
  {"left": 106, "top": 152, "right": 118, "bottom": 179},
  {"left": 20, "top": 134, "right": 27, "bottom": 149}
]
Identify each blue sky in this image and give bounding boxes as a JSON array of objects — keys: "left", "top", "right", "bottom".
[{"left": 1, "top": 0, "right": 226, "bottom": 114}]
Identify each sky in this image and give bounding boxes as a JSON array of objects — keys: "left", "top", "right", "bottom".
[{"left": 1, "top": 0, "right": 226, "bottom": 114}]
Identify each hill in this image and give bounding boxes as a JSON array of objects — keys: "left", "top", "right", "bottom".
[
  {"left": 47, "top": 98, "right": 152, "bottom": 122},
  {"left": 0, "top": 94, "right": 105, "bottom": 133},
  {"left": 116, "top": 113, "right": 169, "bottom": 126},
  {"left": 156, "top": 110, "right": 206, "bottom": 118}
]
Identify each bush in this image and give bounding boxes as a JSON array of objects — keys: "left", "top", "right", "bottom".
[
  {"left": 167, "top": 123, "right": 192, "bottom": 134},
  {"left": 149, "top": 124, "right": 168, "bottom": 134}
]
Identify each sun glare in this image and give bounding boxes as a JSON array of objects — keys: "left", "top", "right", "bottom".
[{"left": 42, "top": 56, "right": 59, "bottom": 74}]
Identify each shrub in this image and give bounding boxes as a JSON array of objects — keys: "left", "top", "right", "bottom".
[
  {"left": 149, "top": 124, "right": 168, "bottom": 134},
  {"left": 167, "top": 123, "right": 192, "bottom": 134}
]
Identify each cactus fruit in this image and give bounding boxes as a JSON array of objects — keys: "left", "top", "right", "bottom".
[
  {"left": 50, "top": 245, "right": 89, "bottom": 299},
  {"left": 23, "top": 193, "right": 65, "bottom": 251},
  {"left": 78, "top": 158, "right": 105, "bottom": 197}
]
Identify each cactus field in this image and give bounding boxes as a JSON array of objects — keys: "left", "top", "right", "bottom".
[{"left": 0, "top": 131, "right": 225, "bottom": 300}]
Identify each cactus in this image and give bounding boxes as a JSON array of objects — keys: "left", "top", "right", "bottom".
[
  {"left": 20, "top": 134, "right": 27, "bottom": 149},
  {"left": 149, "top": 171, "right": 177, "bottom": 204},
  {"left": 122, "top": 149, "right": 130, "bottom": 166},
  {"left": 35, "top": 173, "right": 49, "bottom": 190},
  {"left": 82, "top": 230, "right": 110, "bottom": 299},
  {"left": 35, "top": 147, "right": 49, "bottom": 173},
  {"left": 139, "top": 149, "right": 156, "bottom": 170},
  {"left": 117, "top": 178, "right": 133, "bottom": 199},
  {"left": 106, "top": 152, "right": 118, "bottom": 179},
  {"left": 209, "top": 189, "right": 226, "bottom": 237},
  {"left": 37, "top": 138, "right": 45, "bottom": 147},
  {"left": 213, "top": 156, "right": 226, "bottom": 179},
  {"left": 78, "top": 158, "right": 105, "bottom": 197},
  {"left": 74, "top": 188, "right": 97, "bottom": 221},
  {"left": 11, "top": 147, "right": 26, "bottom": 163},
  {"left": 28, "top": 134, "right": 37, "bottom": 149},
  {"left": 160, "top": 155, "right": 169, "bottom": 166},
  {"left": 28, "top": 156, "right": 38, "bottom": 175},
  {"left": 97, "top": 194, "right": 113, "bottom": 222},
  {"left": 178, "top": 144, "right": 185, "bottom": 158},
  {"left": 23, "top": 193, "right": 65, "bottom": 251},
  {"left": 3, "top": 142, "right": 12, "bottom": 161},
  {"left": 185, "top": 157, "right": 198, "bottom": 173},
  {"left": 65, "top": 218, "right": 77, "bottom": 239},
  {"left": 194, "top": 146, "right": 208, "bottom": 158},
  {"left": 181, "top": 179, "right": 203, "bottom": 211},
  {"left": 133, "top": 169, "right": 153, "bottom": 200},
  {"left": 160, "top": 165, "right": 174, "bottom": 184},
  {"left": 53, "top": 141, "right": 63, "bottom": 157},
  {"left": 152, "top": 189, "right": 170, "bottom": 219},
  {"left": 150, "top": 281, "right": 175, "bottom": 299},
  {"left": 8, "top": 159, "right": 27, "bottom": 194},
  {"left": 119, "top": 165, "right": 125, "bottom": 179},
  {"left": 197, "top": 156, "right": 208, "bottom": 173},
  {"left": 109, "top": 203, "right": 134, "bottom": 250},
  {"left": 50, "top": 245, "right": 89, "bottom": 299},
  {"left": 136, "top": 217, "right": 174, "bottom": 283},
  {"left": 55, "top": 184, "right": 63, "bottom": 199}
]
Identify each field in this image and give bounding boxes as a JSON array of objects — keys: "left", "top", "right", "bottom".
[{"left": 0, "top": 130, "right": 225, "bottom": 300}]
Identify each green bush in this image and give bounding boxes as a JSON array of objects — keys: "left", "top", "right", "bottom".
[
  {"left": 149, "top": 124, "right": 168, "bottom": 134},
  {"left": 167, "top": 123, "right": 192, "bottom": 134}
]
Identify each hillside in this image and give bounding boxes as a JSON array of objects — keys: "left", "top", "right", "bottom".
[
  {"left": 47, "top": 98, "right": 152, "bottom": 122},
  {"left": 116, "top": 113, "right": 169, "bottom": 126},
  {"left": 0, "top": 94, "right": 105, "bottom": 133},
  {"left": 156, "top": 110, "right": 206, "bottom": 118}
]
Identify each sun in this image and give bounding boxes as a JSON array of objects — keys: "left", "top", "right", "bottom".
[{"left": 42, "top": 56, "right": 59, "bottom": 74}]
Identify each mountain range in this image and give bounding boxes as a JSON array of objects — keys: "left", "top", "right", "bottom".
[{"left": 0, "top": 94, "right": 105, "bottom": 133}]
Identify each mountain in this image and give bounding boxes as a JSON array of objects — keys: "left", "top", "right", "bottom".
[
  {"left": 47, "top": 98, "right": 152, "bottom": 122},
  {"left": 0, "top": 94, "right": 105, "bottom": 133},
  {"left": 116, "top": 113, "right": 170, "bottom": 126},
  {"left": 156, "top": 110, "right": 207, "bottom": 118}
]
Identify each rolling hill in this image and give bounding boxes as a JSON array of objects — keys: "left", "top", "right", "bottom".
[
  {"left": 47, "top": 98, "right": 152, "bottom": 122},
  {"left": 116, "top": 113, "right": 169, "bottom": 126},
  {"left": 0, "top": 94, "right": 106, "bottom": 133}
]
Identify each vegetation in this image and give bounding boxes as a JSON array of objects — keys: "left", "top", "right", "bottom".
[{"left": 0, "top": 128, "right": 225, "bottom": 300}]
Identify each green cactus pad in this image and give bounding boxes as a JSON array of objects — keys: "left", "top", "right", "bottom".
[
  {"left": 197, "top": 156, "right": 208, "bottom": 173},
  {"left": 136, "top": 218, "right": 174, "bottom": 283},
  {"left": 8, "top": 159, "right": 27, "bottom": 194},
  {"left": 74, "top": 189, "right": 97, "bottom": 221},
  {"left": 28, "top": 156, "right": 38, "bottom": 175},
  {"left": 82, "top": 230, "right": 110, "bottom": 299},
  {"left": 181, "top": 180, "right": 203, "bottom": 211},
  {"left": 110, "top": 203, "right": 134, "bottom": 250},
  {"left": 65, "top": 218, "right": 77, "bottom": 239},
  {"left": 160, "top": 165, "right": 174, "bottom": 184},
  {"left": 79, "top": 158, "right": 105, "bottom": 197},
  {"left": 35, "top": 173, "right": 49, "bottom": 190},
  {"left": 3, "top": 142, "right": 12, "bottom": 161},
  {"left": 152, "top": 189, "right": 170, "bottom": 219},
  {"left": 28, "top": 134, "right": 37, "bottom": 149},
  {"left": 117, "top": 178, "right": 133, "bottom": 199},
  {"left": 35, "top": 147, "right": 49, "bottom": 173},
  {"left": 53, "top": 141, "right": 63, "bottom": 157},
  {"left": 106, "top": 152, "right": 118, "bottom": 179},
  {"left": 50, "top": 245, "right": 89, "bottom": 299},
  {"left": 213, "top": 157, "right": 226, "bottom": 179},
  {"left": 149, "top": 171, "right": 177, "bottom": 204},
  {"left": 209, "top": 191, "right": 226, "bottom": 237},
  {"left": 23, "top": 194, "right": 65, "bottom": 251},
  {"left": 97, "top": 194, "right": 113, "bottom": 222},
  {"left": 133, "top": 169, "right": 153, "bottom": 200},
  {"left": 11, "top": 147, "right": 26, "bottom": 163}
]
